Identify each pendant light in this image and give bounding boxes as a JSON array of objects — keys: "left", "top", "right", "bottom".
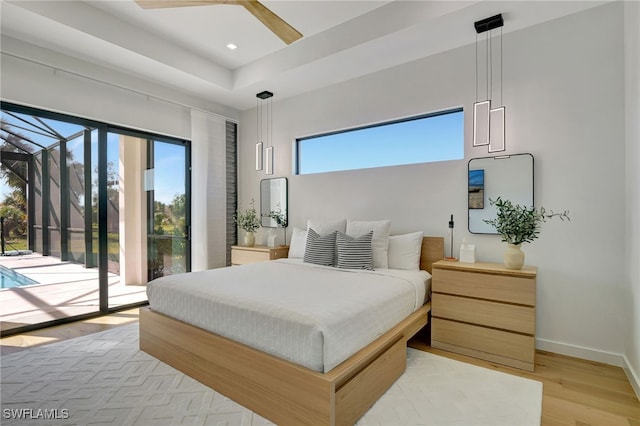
[
  {"left": 473, "top": 28, "right": 491, "bottom": 147},
  {"left": 265, "top": 94, "right": 274, "bottom": 175},
  {"left": 256, "top": 90, "right": 274, "bottom": 173},
  {"left": 489, "top": 26, "right": 505, "bottom": 153},
  {"left": 473, "top": 14, "right": 505, "bottom": 153},
  {"left": 255, "top": 94, "right": 263, "bottom": 171}
]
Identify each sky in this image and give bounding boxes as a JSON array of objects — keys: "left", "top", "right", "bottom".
[
  {"left": 297, "top": 110, "right": 464, "bottom": 175},
  {"left": 148, "top": 141, "right": 186, "bottom": 205},
  {"left": 0, "top": 181, "right": 10, "bottom": 202}
]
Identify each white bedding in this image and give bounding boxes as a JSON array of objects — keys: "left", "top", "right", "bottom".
[{"left": 146, "top": 258, "right": 431, "bottom": 372}]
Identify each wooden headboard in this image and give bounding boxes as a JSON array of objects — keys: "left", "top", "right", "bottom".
[{"left": 420, "top": 236, "right": 445, "bottom": 274}]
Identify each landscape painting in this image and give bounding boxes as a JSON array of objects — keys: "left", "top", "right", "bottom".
[{"left": 468, "top": 169, "right": 485, "bottom": 209}]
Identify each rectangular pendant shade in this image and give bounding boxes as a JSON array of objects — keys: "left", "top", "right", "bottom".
[
  {"left": 265, "top": 146, "right": 273, "bottom": 175},
  {"left": 256, "top": 142, "right": 263, "bottom": 171},
  {"left": 489, "top": 106, "right": 506, "bottom": 153},
  {"left": 473, "top": 100, "right": 490, "bottom": 146}
]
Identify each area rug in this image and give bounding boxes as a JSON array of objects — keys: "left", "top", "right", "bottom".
[{"left": 1, "top": 323, "right": 542, "bottom": 425}]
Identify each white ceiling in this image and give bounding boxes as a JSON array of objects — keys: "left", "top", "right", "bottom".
[{"left": 1, "top": 1, "right": 608, "bottom": 111}]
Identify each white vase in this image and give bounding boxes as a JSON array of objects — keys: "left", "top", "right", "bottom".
[
  {"left": 244, "top": 231, "right": 255, "bottom": 247},
  {"left": 267, "top": 229, "right": 277, "bottom": 247},
  {"left": 504, "top": 243, "right": 525, "bottom": 270}
]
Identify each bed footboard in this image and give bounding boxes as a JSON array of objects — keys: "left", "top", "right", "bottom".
[{"left": 140, "top": 303, "right": 430, "bottom": 426}]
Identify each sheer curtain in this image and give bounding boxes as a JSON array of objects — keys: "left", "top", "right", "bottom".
[{"left": 190, "top": 110, "right": 236, "bottom": 270}]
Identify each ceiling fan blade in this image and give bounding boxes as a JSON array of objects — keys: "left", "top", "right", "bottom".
[
  {"left": 241, "top": 1, "right": 302, "bottom": 45},
  {"left": 135, "top": 1, "right": 232, "bottom": 9},
  {"left": 135, "top": 0, "right": 302, "bottom": 45}
]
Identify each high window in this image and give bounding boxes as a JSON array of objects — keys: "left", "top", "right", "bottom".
[{"left": 295, "top": 108, "right": 463, "bottom": 175}]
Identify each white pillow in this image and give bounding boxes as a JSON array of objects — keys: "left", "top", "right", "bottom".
[
  {"left": 346, "top": 219, "right": 391, "bottom": 269},
  {"left": 306, "top": 219, "right": 347, "bottom": 235},
  {"left": 388, "top": 231, "right": 424, "bottom": 270},
  {"left": 288, "top": 227, "right": 307, "bottom": 259}
]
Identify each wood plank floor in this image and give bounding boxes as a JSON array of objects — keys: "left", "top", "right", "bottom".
[
  {"left": 408, "top": 339, "right": 640, "bottom": 426},
  {"left": 1, "top": 310, "right": 638, "bottom": 425}
]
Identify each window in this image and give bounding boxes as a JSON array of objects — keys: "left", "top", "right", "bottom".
[{"left": 295, "top": 108, "right": 463, "bottom": 175}]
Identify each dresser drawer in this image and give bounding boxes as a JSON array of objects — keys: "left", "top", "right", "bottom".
[
  {"left": 231, "top": 245, "right": 289, "bottom": 265},
  {"left": 269, "top": 246, "right": 290, "bottom": 260},
  {"left": 431, "top": 293, "right": 535, "bottom": 334},
  {"left": 432, "top": 268, "right": 535, "bottom": 306},
  {"left": 432, "top": 318, "right": 535, "bottom": 364},
  {"left": 232, "top": 250, "right": 269, "bottom": 265}
]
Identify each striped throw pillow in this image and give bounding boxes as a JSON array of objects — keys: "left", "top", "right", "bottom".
[
  {"left": 304, "top": 228, "right": 337, "bottom": 266},
  {"left": 336, "top": 231, "right": 374, "bottom": 270}
]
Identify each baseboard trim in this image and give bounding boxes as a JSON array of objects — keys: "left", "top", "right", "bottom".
[
  {"left": 536, "top": 339, "right": 640, "bottom": 401},
  {"left": 536, "top": 338, "right": 623, "bottom": 367},
  {"left": 623, "top": 355, "right": 640, "bottom": 401}
]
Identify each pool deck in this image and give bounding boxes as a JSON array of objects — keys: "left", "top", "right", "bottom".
[{"left": 0, "top": 253, "right": 147, "bottom": 333}]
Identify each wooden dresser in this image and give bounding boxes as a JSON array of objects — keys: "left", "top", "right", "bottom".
[
  {"left": 431, "top": 260, "right": 537, "bottom": 371},
  {"left": 231, "top": 245, "right": 289, "bottom": 265}
]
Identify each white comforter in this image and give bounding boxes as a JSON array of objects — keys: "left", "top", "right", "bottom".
[{"left": 146, "top": 259, "right": 431, "bottom": 372}]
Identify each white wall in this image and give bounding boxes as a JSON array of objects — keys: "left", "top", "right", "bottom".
[
  {"left": 624, "top": 0, "right": 640, "bottom": 398},
  {"left": 239, "top": 3, "right": 632, "bottom": 367},
  {"left": 120, "top": 135, "right": 146, "bottom": 285},
  {"left": 1, "top": 36, "right": 239, "bottom": 272},
  {"left": 0, "top": 36, "right": 239, "bottom": 139}
]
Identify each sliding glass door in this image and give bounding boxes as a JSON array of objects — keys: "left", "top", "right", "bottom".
[
  {"left": 1, "top": 103, "right": 191, "bottom": 334},
  {"left": 0, "top": 109, "right": 103, "bottom": 332},
  {"left": 146, "top": 139, "right": 190, "bottom": 281}
]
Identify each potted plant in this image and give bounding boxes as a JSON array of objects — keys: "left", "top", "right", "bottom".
[
  {"left": 483, "top": 197, "right": 570, "bottom": 269},
  {"left": 234, "top": 199, "right": 261, "bottom": 247},
  {"left": 268, "top": 207, "right": 288, "bottom": 246}
]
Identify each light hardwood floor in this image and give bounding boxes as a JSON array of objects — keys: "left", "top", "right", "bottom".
[
  {"left": 1, "top": 310, "right": 638, "bottom": 426},
  {"left": 408, "top": 339, "right": 640, "bottom": 426}
]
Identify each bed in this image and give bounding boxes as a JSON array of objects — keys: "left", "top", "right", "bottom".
[{"left": 140, "top": 236, "right": 443, "bottom": 426}]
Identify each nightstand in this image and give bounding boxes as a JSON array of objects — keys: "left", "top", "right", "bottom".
[
  {"left": 231, "top": 245, "right": 289, "bottom": 265},
  {"left": 431, "top": 260, "right": 537, "bottom": 371}
]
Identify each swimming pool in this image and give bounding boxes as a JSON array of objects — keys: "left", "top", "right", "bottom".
[{"left": 0, "top": 265, "right": 39, "bottom": 289}]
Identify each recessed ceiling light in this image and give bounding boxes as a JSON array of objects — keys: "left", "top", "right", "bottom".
[{"left": 227, "top": 43, "right": 238, "bottom": 50}]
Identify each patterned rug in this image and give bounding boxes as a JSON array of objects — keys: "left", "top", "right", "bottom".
[{"left": 1, "top": 323, "right": 542, "bottom": 425}]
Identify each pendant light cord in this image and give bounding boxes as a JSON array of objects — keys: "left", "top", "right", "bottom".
[
  {"left": 489, "top": 30, "right": 493, "bottom": 103},
  {"left": 486, "top": 31, "right": 489, "bottom": 101},
  {"left": 500, "top": 27, "right": 503, "bottom": 106},
  {"left": 259, "top": 97, "right": 263, "bottom": 143},
  {"left": 269, "top": 97, "right": 273, "bottom": 148},
  {"left": 475, "top": 33, "right": 478, "bottom": 102}
]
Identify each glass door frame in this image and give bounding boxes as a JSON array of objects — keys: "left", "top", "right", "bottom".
[
  {"left": 0, "top": 102, "right": 191, "bottom": 335},
  {"left": 107, "top": 126, "right": 192, "bottom": 282}
]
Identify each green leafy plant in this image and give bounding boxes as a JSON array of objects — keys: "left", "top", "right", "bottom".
[
  {"left": 483, "top": 197, "right": 570, "bottom": 245},
  {"left": 234, "top": 199, "right": 261, "bottom": 233},
  {"left": 268, "top": 207, "right": 287, "bottom": 228}
]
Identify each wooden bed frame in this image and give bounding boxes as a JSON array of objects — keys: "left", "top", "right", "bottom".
[{"left": 140, "top": 236, "right": 444, "bottom": 426}]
